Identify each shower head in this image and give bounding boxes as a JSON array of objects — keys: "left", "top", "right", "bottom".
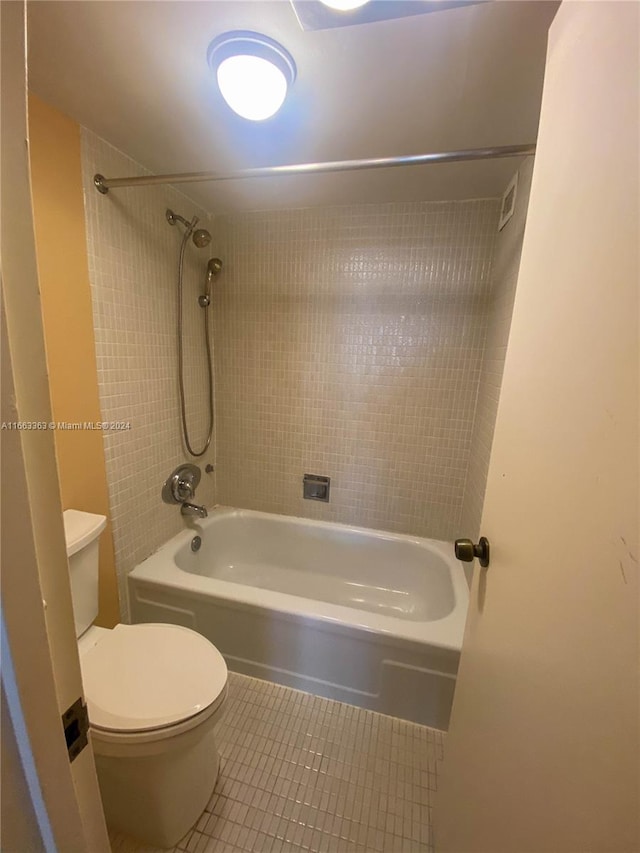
[
  {"left": 192, "top": 228, "right": 212, "bottom": 249},
  {"left": 207, "top": 257, "right": 223, "bottom": 277},
  {"left": 199, "top": 258, "right": 223, "bottom": 308},
  {"left": 166, "top": 208, "right": 211, "bottom": 249}
]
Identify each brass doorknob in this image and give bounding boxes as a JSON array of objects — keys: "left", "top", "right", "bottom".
[{"left": 454, "top": 537, "right": 490, "bottom": 568}]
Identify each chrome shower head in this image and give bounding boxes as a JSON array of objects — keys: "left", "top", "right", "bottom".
[
  {"left": 207, "top": 257, "right": 223, "bottom": 277},
  {"left": 192, "top": 228, "right": 212, "bottom": 249},
  {"left": 166, "top": 208, "right": 211, "bottom": 249},
  {"left": 199, "top": 258, "right": 223, "bottom": 308}
]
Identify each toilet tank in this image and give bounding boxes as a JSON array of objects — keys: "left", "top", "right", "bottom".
[{"left": 62, "top": 510, "right": 107, "bottom": 638}]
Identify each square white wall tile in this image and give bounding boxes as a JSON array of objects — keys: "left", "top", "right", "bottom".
[
  {"left": 79, "top": 127, "right": 522, "bottom": 610},
  {"left": 81, "top": 130, "right": 218, "bottom": 617},
  {"left": 212, "top": 200, "right": 499, "bottom": 541}
]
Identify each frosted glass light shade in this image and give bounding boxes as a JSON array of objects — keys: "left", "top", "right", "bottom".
[
  {"left": 207, "top": 31, "right": 296, "bottom": 122},
  {"left": 217, "top": 55, "right": 288, "bottom": 121}
]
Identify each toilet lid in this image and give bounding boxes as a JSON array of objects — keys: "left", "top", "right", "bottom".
[{"left": 80, "top": 623, "right": 228, "bottom": 732}]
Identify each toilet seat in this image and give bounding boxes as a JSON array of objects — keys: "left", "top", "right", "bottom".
[{"left": 80, "top": 623, "right": 228, "bottom": 734}]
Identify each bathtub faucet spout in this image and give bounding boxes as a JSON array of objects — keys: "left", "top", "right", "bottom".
[{"left": 180, "top": 502, "right": 208, "bottom": 519}]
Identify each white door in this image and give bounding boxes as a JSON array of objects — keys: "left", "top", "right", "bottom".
[
  {"left": 1, "top": 2, "right": 110, "bottom": 850},
  {"left": 436, "top": 3, "right": 639, "bottom": 851}
]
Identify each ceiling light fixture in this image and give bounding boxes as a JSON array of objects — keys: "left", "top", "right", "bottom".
[
  {"left": 291, "top": 0, "right": 485, "bottom": 31},
  {"left": 319, "top": 0, "right": 371, "bottom": 9},
  {"left": 207, "top": 31, "right": 296, "bottom": 121}
]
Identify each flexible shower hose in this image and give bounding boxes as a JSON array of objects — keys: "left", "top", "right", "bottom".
[{"left": 176, "top": 228, "right": 214, "bottom": 457}]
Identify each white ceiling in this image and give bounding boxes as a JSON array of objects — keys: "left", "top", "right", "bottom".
[{"left": 27, "top": 0, "right": 558, "bottom": 213}]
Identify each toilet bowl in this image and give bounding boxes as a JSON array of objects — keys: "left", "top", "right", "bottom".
[{"left": 63, "top": 510, "right": 228, "bottom": 848}]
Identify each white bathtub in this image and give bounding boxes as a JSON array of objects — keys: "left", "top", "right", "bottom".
[{"left": 128, "top": 507, "right": 469, "bottom": 729}]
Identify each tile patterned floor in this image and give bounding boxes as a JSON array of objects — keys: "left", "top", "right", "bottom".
[{"left": 110, "top": 673, "right": 445, "bottom": 853}]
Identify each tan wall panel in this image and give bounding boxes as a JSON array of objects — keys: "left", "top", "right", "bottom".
[{"left": 28, "top": 94, "right": 118, "bottom": 626}]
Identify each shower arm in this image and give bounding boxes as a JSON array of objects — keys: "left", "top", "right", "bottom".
[
  {"left": 93, "top": 144, "right": 536, "bottom": 194},
  {"left": 166, "top": 209, "right": 197, "bottom": 229}
]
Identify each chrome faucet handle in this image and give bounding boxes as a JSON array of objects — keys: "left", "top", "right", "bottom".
[
  {"left": 174, "top": 475, "right": 194, "bottom": 501},
  {"left": 162, "top": 464, "right": 202, "bottom": 506}
]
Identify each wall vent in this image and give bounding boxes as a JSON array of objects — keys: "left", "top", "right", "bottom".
[{"left": 498, "top": 172, "right": 518, "bottom": 231}]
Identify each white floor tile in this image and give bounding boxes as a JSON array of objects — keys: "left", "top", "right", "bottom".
[{"left": 109, "top": 673, "right": 442, "bottom": 853}]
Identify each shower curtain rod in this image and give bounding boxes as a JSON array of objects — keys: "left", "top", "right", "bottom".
[{"left": 93, "top": 143, "right": 535, "bottom": 194}]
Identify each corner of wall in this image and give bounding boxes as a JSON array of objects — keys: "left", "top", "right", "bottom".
[{"left": 459, "top": 159, "right": 535, "bottom": 544}]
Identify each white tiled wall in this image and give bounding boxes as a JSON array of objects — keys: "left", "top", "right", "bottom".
[
  {"left": 81, "top": 130, "right": 218, "bottom": 615},
  {"left": 80, "top": 126, "right": 527, "bottom": 607},
  {"left": 212, "top": 200, "right": 499, "bottom": 542},
  {"left": 460, "top": 160, "right": 534, "bottom": 542}
]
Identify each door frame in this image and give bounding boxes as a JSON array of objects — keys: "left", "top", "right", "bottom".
[{"left": 1, "top": 2, "right": 109, "bottom": 850}]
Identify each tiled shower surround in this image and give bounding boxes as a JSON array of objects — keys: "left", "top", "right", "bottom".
[
  {"left": 213, "top": 201, "right": 499, "bottom": 541},
  {"left": 81, "top": 122, "right": 530, "bottom": 610},
  {"left": 81, "top": 130, "right": 217, "bottom": 612}
]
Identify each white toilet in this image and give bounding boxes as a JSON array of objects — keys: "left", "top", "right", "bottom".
[{"left": 63, "top": 509, "right": 228, "bottom": 848}]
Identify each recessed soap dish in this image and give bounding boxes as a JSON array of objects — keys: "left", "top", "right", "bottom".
[{"left": 303, "top": 474, "right": 330, "bottom": 502}]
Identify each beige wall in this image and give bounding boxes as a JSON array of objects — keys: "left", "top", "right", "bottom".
[
  {"left": 213, "top": 200, "right": 499, "bottom": 542},
  {"left": 460, "top": 159, "right": 533, "bottom": 546},
  {"left": 436, "top": 1, "right": 639, "bottom": 849},
  {"left": 28, "top": 95, "right": 119, "bottom": 627},
  {"left": 80, "top": 129, "right": 216, "bottom": 616}
]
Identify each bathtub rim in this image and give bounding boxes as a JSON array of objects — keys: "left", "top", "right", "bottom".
[{"left": 129, "top": 506, "right": 469, "bottom": 653}]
